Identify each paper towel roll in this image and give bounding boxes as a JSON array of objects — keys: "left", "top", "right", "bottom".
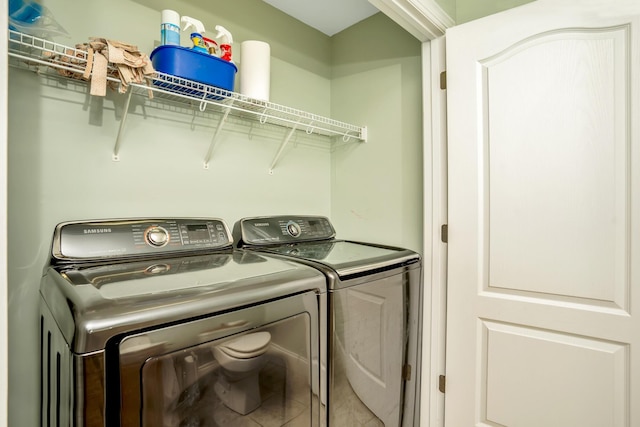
[{"left": 239, "top": 40, "right": 271, "bottom": 101}]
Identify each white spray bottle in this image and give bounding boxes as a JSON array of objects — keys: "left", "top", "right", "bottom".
[
  {"left": 181, "top": 16, "right": 208, "bottom": 54},
  {"left": 215, "top": 25, "right": 233, "bottom": 61}
]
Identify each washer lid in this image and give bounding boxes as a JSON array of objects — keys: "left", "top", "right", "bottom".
[
  {"left": 41, "top": 251, "right": 325, "bottom": 353},
  {"left": 219, "top": 331, "right": 271, "bottom": 359}
]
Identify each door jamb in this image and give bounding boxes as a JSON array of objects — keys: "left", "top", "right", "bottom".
[{"left": 421, "top": 36, "right": 448, "bottom": 427}]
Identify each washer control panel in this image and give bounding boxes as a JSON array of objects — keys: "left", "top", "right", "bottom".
[
  {"left": 52, "top": 218, "right": 232, "bottom": 262},
  {"left": 238, "top": 215, "right": 335, "bottom": 245}
]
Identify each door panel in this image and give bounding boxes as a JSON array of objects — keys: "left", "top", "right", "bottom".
[
  {"left": 484, "top": 27, "right": 629, "bottom": 307},
  {"left": 445, "top": 1, "right": 639, "bottom": 426},
  {"left": 482, "top": 321, "right": 628, "bottom": 427},
  {"left": 332, "top": 275, "right": 405, "bottom": 427},
  {"left": 118, "top": 293, "right": 321, "bottom": 427}
]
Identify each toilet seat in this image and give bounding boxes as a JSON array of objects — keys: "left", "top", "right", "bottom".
[{"left": 218, "top": 332, "right": 271, "bottom": 359}]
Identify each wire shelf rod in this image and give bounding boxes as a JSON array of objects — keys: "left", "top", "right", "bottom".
[{"left": 7, "top": 29, "right": 368, "bottom": 168}]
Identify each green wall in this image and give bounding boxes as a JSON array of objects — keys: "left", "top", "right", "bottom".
[
  {"left": 435, "top": 0, "right": 457, "bottom": 22},
  {"left": 455, "top": 0, "right": 534, "bottom": 23},
  {"left": 330, "top": 13, "right": 423, "bottom": 248},
  {"left": 7, "top": 1, "right": 423, "bottom": 426},
  {"left": 435, "top": 0, "right": 535, "bottom": 24}
]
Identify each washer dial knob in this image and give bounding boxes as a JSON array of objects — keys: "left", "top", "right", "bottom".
[
  {"left": 286, "top": 221, "right": 301, "bottom": 238},
  {"left": 145, "top": 226, "right": 169, "bottom": 247}
]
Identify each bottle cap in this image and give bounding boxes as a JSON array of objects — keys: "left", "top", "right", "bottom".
[{"left": 161, "top": 9, "right": 179, "bottom": 25}]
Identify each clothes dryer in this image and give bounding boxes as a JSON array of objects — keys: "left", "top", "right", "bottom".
[
  {"left": 233, "top": 215, "right": 423, "bottom": 427},
  {"left": 39, "top": 218, "right": 325, "bottom": 427}
]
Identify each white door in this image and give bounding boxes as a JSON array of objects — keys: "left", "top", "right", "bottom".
[{"left": 445, "top": 1, "right": 640, "bottom": 426}]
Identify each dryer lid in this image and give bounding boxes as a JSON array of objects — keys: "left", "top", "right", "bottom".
[
  {"left": 234, "top": 215, "right": 420, "bottom": 279},
  {"left": 261, "top": 240, "right": 420, "bottom": 279}
]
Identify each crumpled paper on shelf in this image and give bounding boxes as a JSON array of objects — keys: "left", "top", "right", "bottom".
[{"left": 46, "top": 37, "right": 156, "bottom": 97}]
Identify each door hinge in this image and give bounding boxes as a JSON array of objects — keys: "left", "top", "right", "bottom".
[
  {"left": 439, "top": 375, "right": 446, "bottom": 393},
  {"left": 440, "top": 71, "right": 447, "bottom": 90},
  {"left": 402, "top": 364, "right": 412, "bottom": 380},
  {"left": 441, "top": 224, "right": 448, "bottom": 243}
]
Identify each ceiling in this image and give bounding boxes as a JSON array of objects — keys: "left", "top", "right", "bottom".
[{"left": 263, "top": 0, "right": 379, "bottom": 36}]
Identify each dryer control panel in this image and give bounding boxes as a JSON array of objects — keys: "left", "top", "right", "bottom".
[
  {"left": 52, "top": 218, "right": 232, "bottom": 262},
  {"left": 236, "top": 215, "right": 335, "bottom": 245}
]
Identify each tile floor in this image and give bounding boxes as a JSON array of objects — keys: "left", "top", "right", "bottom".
[{"left": 328, "top": 351, "right": 384, "bottom": 427}]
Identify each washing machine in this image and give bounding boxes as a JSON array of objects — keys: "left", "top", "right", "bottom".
[
  {"left": 233, "top": 215, "right": 423, "bottom": 427},
  {"left": 39, "top": 218, "right": 326, "bottom": 427}
]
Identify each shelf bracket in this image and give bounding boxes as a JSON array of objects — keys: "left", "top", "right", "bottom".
[
  {"left": 112, "top": 89, "right": 133, "bottom": 161},
  {"left": 268, "top": 121, "right": 300, "bottom": 174},
  {"left": 203, "top": 101, "right": 234, "bottom": 169}
]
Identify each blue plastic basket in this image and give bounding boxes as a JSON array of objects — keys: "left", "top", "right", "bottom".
[{"left": 150, "top": 45, "right": 237, "bottom": 96}]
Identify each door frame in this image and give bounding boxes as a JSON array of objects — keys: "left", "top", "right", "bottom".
[
  {"left": 421, "top": 36, "right": 448, "bottom": 427},
  {"left": 369, "top": 0, "right": 453, "bottom": 42},
  {"left": 1, "top": 0, "right": 9, "bottom": 425},
  {"left": 368, "top": 1, "right": 451, "bottom": 426}
]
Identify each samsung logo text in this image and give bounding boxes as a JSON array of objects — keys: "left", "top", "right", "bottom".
[{"left": 84, "top": 228, "right": 112, "bottom": 234}]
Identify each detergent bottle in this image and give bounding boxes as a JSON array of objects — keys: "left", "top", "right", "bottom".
[
  {"left": 160, "top": 9, "right": 180, "bottom": 45},
  {"left": 215, "top": 25, "right": 233, "bottom": 61},
  {"left": 181, "top": 16, "right": 208, "bottom": 54}
]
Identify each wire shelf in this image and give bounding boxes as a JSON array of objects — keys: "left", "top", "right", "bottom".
[{"left": 7, "top": 29, "right": 367, "bottom": 143}]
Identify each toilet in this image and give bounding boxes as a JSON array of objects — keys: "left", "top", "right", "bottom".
[{"left": 212, "top": 331, "right": 271, "bottom": 415}]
